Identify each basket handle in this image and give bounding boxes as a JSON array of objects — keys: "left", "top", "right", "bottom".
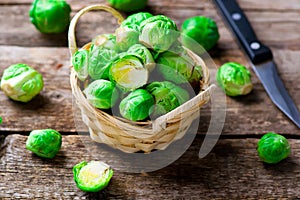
[{"left": 68, "top": 4, "right": 125, "bottom": 56}]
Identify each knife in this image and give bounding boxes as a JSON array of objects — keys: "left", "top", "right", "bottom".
[{"left": 214, "top": 0, "right": 300, "bottom": 128}]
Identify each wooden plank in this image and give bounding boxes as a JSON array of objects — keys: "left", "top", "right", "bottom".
[
  {"left": 0, "top": 45, "right": 299, "bottom": 134},
  {"left": 0, "top": 1, "right": 300, "bottom": 48},
  {"left": 1, "top": 134, "right": 300, "bottom": 199}
]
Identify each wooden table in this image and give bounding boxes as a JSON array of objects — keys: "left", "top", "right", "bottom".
[{"left": 1, "top": 0, "right": 300, "bottom": 199}]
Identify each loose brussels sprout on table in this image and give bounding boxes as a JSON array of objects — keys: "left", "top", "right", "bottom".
[
  {"left": 216, "top": 62, "right": 253, "bottom": 96},
  {"left": 29, "top": 0, "right": 71, "bottom": 34},
  {"left": 139, "top": 15, "right": 179, "bottom": 53},
  {"left": 181, "top": 16, "right": 220, "bottom": 52},
  {"left": 156, "top": 48, "right": 202, "bottom": 84},
  {"left": 146, "top": 81, "right": 190, "bottom": 117},
  {"left": 107, "top": 0, "right": 148, "bottom": 12},
  {"left": 257, "top": 132, "right": 291, "bottom": 164},
  {"left": 26, "top": 129, "right": 62, "bottom": 159},
  {"left": 83, "top": 80, "right": 119, "bottom": 109},
  {"left": 73, "top": 161, "right": 113, "bottom": 192},
  {"left": 109, "top": 55, "right": 149, "bottom": 91},
  {"left": 119, "top": 89, "right": 154, "bottom": 121},
  {"left": 0, "top": 63, "right": 44, "bottom": 102}
]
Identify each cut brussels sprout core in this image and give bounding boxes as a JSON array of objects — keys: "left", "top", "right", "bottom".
[
  {"left": 73, "top": 161, "right": 113, "bottom": 192},
  {"left": 83, "top": 80, "right": 119, "bottom": 109},
  {"left": 119, "top": 89, "right": 155, "bottom": 121},
  {"left": 29, "top": 0, "right": 71, "bottom": 34},
  {"left": 109, "top": 55, "right": 148, "bottom": 91},
  {"left": 257, "top": 132, "right": 291, "bottom": 164},
  {"left": 26, "top": 129, "right": 62, "bottom": 158},
  {"left": 0, "top": 63, "right": 44, "bottom": 102},
  {"left": 216, "top": 62, "right": 253, "bottom": 96}
]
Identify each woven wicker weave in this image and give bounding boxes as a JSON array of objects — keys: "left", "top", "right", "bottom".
[{"left": 68, "top": 5, "right": 213, "bottom": 153}]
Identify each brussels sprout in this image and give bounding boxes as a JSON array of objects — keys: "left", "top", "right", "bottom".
[
  {"left": 139, "top": 15, "right": 179, "bottom": 53},
  {"left": 73, "top": 161, "right": 113, "bottom": 192},
  {"left": 257, "top": 132, "right": 291, "bottom": 164},
  {"left": 216, "top": 62, "right": 253, "bottom": 96},
  {"left": 107, "top": 0, "right": 148, "bottom": 12},
  {"left": 146, "top": 81, "right": 190, "bottom": 116},
  {"left": 119, "top": 89, "right": 154, "bottom": 121},
  {"left": 0, "top": 63, "right": 44, "bottom": 102},
  {"left": 156, "top": 49, "right": 202, "bottom": 84},
  {"left": 83, "top": 80, "right": 119, "bottom": 109},
  {"left": 121, "top": 12, "right": 153, "bottom": 31},
  {"left": 29, "top": 0, "right": 71, "bottom": 34},
  {"left": 181, "top": 16, "right": 220, "bottom": 51},
  {"left": 26, "top": 129, "right": 62, "bottom": 158},
  {"left": 72, "top": 49, "right": 89, "bottom": 81},
  {"left": 127, "top": 44, "right": 155, "bottom": 71},
  {"left": 115, "top": 26, "right": 140, "bottom": 52},
  {"left": 88, "top": 45, "right": 118, "bottom": 80},
  {"left": 109, "top": 55, "right": 149, "bottom": 91},
  {"left": 0, "top": 117, "right": 2, "bottom": 124},
  {"left": 92, "top": 34, "right": 117, "bottom": 51}
]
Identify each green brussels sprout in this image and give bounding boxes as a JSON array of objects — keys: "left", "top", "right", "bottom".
[
  {"left": 121, "top": 12, "right": 153, "bottom": 31},
  {"left": 181, "top": 16, "right": 220, "bottom": 51},
  {"left": 0, "top": 63, "right": 44, "bottom": 102},
  {"left": 156, "top": 49, "right": 202, "bottom": 84},
  {"left": 107, "top": 0, "right": 148, "bottom": 12},
  {"left": 26, "top": 129, "right": 62, "bottom": 158},
  {"left": 73, "top": 161, "right": 113, "bottom": 192},
  {"left": 109, "top": 55, "right": 149, "bottom": 91},
  {"left": 115, "top": 26, "right": 140, "bottom": 52},
  {"left": 257, "top": 132, "right": 291, "bottom": 164},
  {"left": 127, "top": 44, "right": 155, "bottom": 71},
  {"left": 216, "top": 62, "right": 253, "bottom": 96},
  {"left": 29, "top": 0, "right": 71, "bottom": 34},
  {"left": 146, "top": 81, "right": 190, "bottom": 116},
  {"left": 92, "top": 34, "right": 117, "bottom": 51},
  {"left": 0, "top": 117, "right": 2, "bottom": 124},
  {"left": 83, "top": 80, "right": 119, "bottom": 109},
  {"left": 119, "top": 89, "right": 154, "bottom": 121},
  {"left": 139, "top": 15, "right": 179, "bottom": 53},
  {"left": 88, "top": 45, "right": 118, "bottom": 80},
  {"left": 72, "top": 49, "right": 89, "bottom": 81}
]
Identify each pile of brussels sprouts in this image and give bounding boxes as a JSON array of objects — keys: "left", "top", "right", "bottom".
[{"left": 72, "top": 12, "right": 208, "bottom": 122}]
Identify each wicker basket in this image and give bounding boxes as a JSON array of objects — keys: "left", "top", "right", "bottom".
[{"left": 69, "top": 5, "right": 213, "bottom": 153}]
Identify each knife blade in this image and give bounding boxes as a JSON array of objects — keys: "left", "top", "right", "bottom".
[{"left": 214, "top": 0, "right": 300, "bottom": 128}]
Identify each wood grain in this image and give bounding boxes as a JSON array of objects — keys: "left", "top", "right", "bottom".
[{"left": 1, "top": 134, "right": 300, "bottom": 199}]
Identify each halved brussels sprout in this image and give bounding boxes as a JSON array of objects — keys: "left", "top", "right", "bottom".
[
  {"left": 109, "top": 55, "right": 148, "bottom": 91},
  {"left": 146, "top": 81, "right": 190, "bottom": 116},
  {"left": 73, "top": 161, "right": 113, "bottom": 192},
  {"left": 181, "top": 16, "right": 220, "bottom": 51},
  {"left": 139, "top": 15, "right": 179, "bottom": 53},
  {"left": 88, "top": 45, "right": 118, "bottom": 80},
  {"left": 156, "top": 49, "right": 202, "bottom": 84},
  {"left": 119, "top": 89, "right": 154, "bottom": 121},
  {"left": 127, "top": 44, "right": 155, "bottom": 71},
  {"left": 257, "top": 132, "right": 291, "bottom": 164},
  {"left": 107, "top": 0, "right": 148, "bottom": 12},
  {"left": 83, "top": 80, "right": 119, "bottom": 109},
  {"left": 72, "top": 49, "right": 89, "bottom": 81},
  {"left": 121, "top": 12, "right": 153, "bottom": 31},
  {"left": 92, "top": 34, "right": 117, "bottom": 51},
  {"left": 115, "top": 26, "right": 140, "bottom": 52},
  {"left": 29, "top": 0, "right": 71, "bottom": 34},
  {"left": 26, "top": 129, "right": 62, "bottom": 158},
  {"left": 0, "top": 63, "right": 44, "bottom": 102},
  {"left": 216, "top": 62, "right": 253, "bottom": 96}
]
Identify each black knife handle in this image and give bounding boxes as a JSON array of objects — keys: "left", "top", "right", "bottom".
[{"left": 214, "top": 0, "right": 273, "bottom": 64}]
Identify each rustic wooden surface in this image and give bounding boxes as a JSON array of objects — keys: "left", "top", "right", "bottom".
[{"left": 0, "top": 0, "right": 300, "bottom": 199}]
